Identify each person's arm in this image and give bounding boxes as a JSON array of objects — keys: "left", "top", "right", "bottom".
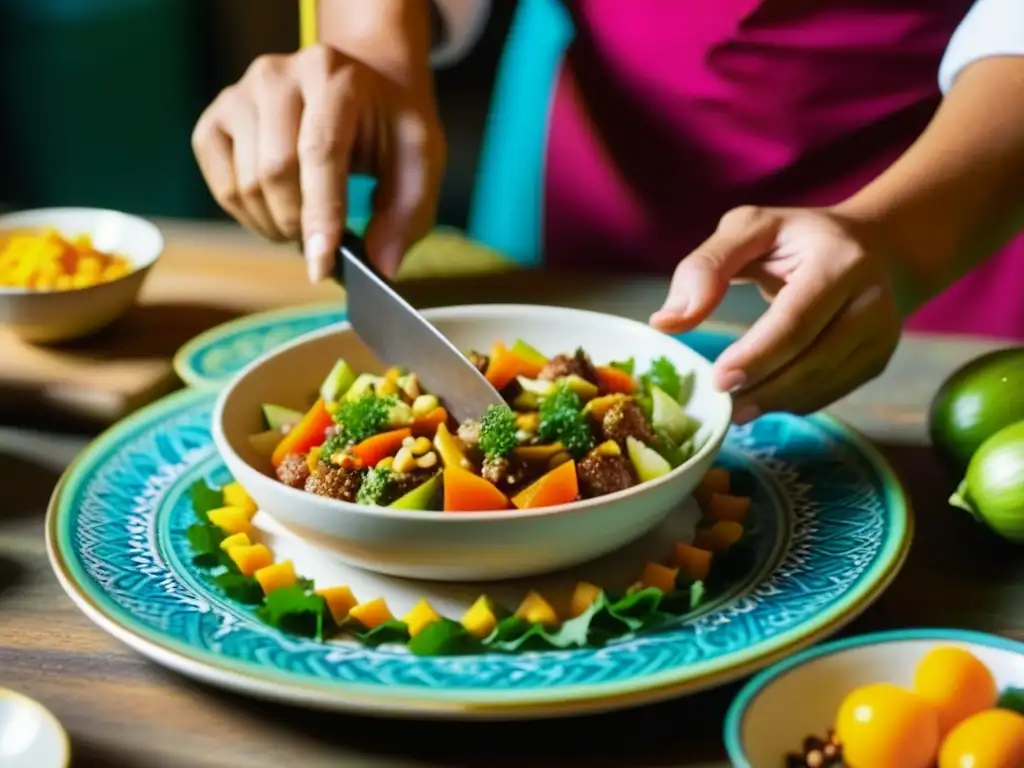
[{"left": 835, "top": 1, "right": 1024, "bottom": 314}]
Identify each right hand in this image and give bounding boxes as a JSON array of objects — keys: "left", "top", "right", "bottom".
[{"left": 191, "top": 43, "right": 446, "bottom": 281}]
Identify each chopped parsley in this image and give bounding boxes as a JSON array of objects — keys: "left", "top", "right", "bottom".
[
  {"left": 322, "top": 393, "right": 397, "bottom": 456},
  {"left": 639, "top": 356, "right": 683, "bottom": 402},
  {"left": 356, "top": 466, "right": 391, "bottom": 506},
  {"left": 538, "top": 384, "right": 594, "bottom": 457},
  {"left": 479, "top": 404, "right": 519, "bottom": 459},
  {"left": 256, "top": 584, "right": 330, "bottom": 640}
]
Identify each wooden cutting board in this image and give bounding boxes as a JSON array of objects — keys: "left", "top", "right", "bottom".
[{"left": 0, "top": 223, "right": 513, "bottom": 426}]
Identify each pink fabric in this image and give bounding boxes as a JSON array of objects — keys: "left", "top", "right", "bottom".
[{"left": 542, "top": 0, "right": 1024, "bottom": 339}]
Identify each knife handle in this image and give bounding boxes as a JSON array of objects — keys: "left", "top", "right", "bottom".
[{"left": 332, "top": 229, "right": 390, "bottom": 287}]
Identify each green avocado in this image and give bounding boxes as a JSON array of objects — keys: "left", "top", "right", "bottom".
[
  {"left": 389, "top": 474, "right": 441, "bottom": 510},
  {"left": 929, "top": 347, "right": 1024, "bottom": 473},
  {"left": 650, "top": 385, "right": 700, "bottom": 444},
  {"left": 626, "top": 437, "right": 673, "bottom": 482}
]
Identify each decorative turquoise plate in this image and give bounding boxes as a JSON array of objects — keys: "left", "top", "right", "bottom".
[
  {"left": 172, "top": 302, "right": 741, "bottom": 388},
  {"left": 47, "top": 383, "right": 912, "bottom": 718}
]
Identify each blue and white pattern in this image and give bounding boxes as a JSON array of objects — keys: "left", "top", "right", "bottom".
[
  {"left": 52, "top": 388, "right": 907, "bottom": 704},
  {"left": 173, "top": 305, "right": 737, "bottom": 388}
]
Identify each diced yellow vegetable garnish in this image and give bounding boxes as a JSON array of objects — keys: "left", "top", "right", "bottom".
[
  {"left": 222, "top": 482, "right": 257, "bottom": 518},
  {"left": 349, "top": 598, "right": 393, "bottom": 630},
  {"left": 402, "top": 599, "right": 442, "bottom": 637},
  {"left": 207, "top": 506, "right": 252, "bottom": 536},
  {"left": 692, "top": 521, "right": 745, "bottom": 552},
  {"left": 306, "top": 446, "right": 323, "bottom": 473},
  {"left": 254, "top": 560, "right": 297, "bottom": 595},
  {"left": 227, "top": 544, "right": 273, "bottom": 576},
  {"left": 668, "top": 542, "right": 714, "bottom": 581},
  {"left": 514, "top": 590, "right": 558, "bottom": 627},
  {"left": 706, "top": 493, "right": 750, "bottom": 523},
  {"left": 461, "top": 596, "right": 498, "bottom": 638},
  {"left": 583, "top": 393, "right": 629, "bottom": 418},
  {"left": 640, "top": 562, "right": 679, "bottom": 592},
  {"left": 219, "top": 532, "right": 252, "bottom": 551},
  {"left": 317, "top": 586, "right": 358, "bottom": 624},
  {"left": 512, "top": 443, "right": 566, "bottom": 463},
  {"left": 433, "top": 423, "right": 472, "bottom": 469},
  {"left": 568, "top": 581, "right": 602, "bottom": 618},
  {"left": 695, "top": 467, "right": 731, "bottom": 507}
]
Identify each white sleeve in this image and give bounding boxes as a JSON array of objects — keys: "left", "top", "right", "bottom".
[
  {"left": 939, "top": 0, "right": 1024, "bottom": 93},
  {"left": 431, "top": 0, "right": 491, "bottom": 68}
]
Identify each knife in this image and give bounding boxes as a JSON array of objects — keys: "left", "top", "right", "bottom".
[{"left": 333, "top": 230, "right": 506, "bottom": 424}]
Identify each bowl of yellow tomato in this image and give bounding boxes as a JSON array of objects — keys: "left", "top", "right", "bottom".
[
  {"left": 725, "top": 629, "right": 1024, "bottom": 768},
  {"left": 0, "top": 207, "right": 163, "bottom": 343}
]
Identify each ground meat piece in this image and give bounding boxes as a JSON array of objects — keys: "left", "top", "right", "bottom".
[
  {"left": 457, "top": 419, "right": 481, "bottom": 446},
  {"left": 481, "top": 455, "right": 533, "bottom": 491},
  {"left": 538, "top": 349, "right": 598, "bottom": 383},
  {"left": 275, "top": 453, "right": 310, "bottom": 489},
  {"left": 468, "top": 351, "right": 490, "bottom": 375},
  {"left": 304, "top": 462, "right": 363, "bottom": 502},
  {"left": 577, "top": 453, "right": 636, "bottom": 498},
  {"left": 600, "top": 400, "right": 658, "bottom": 445}
]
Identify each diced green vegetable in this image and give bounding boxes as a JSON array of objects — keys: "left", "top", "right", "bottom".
[
  {"left": 356, "top": 467, "right": 391, "bottom": 506},
  {"left": 319, "top": 359, "right": 357, "bottom": 403},
  {"left": 248, "top": 429, "right": 284, "bottom": 458},
  {"left": 517, "top": 377, "right": 559, "bottom": 397},
  {"left": 511, "top": 340, "right": 548, "bottom": 365},
  {"left": 626, "top": 436, "right": 673, "bottom": 482},
  {"left": 640, "top": 357, "right": 684, "bottom": 402},
  {"left": 389, "top": 474, "right": 441, "bottom": 510},
  {"left": 343, "top": 373, "right": 382, "bottom": 403},
  {"left": 538, "top": 384, "right": 594, "bottom": 457},
  {"left": 609, "top": 358, "right": 635, "bottom": 376},
  {"left": 324, "top": 393, "right": 397, "bottom": 453},
  {"left": 650, "top": 384, "right": 700, "bottom": 444},
  {"left": 261, "top": 404, "right": 304, "bottom": 431}
]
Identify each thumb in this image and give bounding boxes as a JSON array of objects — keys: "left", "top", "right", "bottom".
[{"left": 650, "top": 206, "right": 780, "bottom": 334}]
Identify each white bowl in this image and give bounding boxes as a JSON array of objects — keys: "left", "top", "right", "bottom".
[
  {"left": 724, "top": 629, "right": 1024, "bottom": 768},
  {"left": 0, "top": 687, "right": 70, "bottom": 768},
  {"left": 213, "top": 304, "right": 732, "bottom": 581},
  {"left": 0, "top": 207, "right": 163, "bottom": 342}
]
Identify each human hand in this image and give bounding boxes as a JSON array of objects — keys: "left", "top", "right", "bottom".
[
  {"left": 191, "top": 43, "right": 446, "bottom": 281},
  {"left": 650, "top": 206, "right": 901, "bottom": 423}
]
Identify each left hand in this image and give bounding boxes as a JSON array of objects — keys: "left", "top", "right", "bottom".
[{"left": 650, "top": 205, "right": 902, "bottom": 424}]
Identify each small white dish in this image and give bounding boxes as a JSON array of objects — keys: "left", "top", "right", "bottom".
[
  {"left": 0, "top": 207, "right": 163, "bottom": 343},
  {"left": 213, "top": 304, "right": 733, "bottom": 581},
  {"left": 724, "top": 629, "right": 1024, "bottom": 768},
  {"left": 0, "top": 688, "right": 69, "bottom": 768}
]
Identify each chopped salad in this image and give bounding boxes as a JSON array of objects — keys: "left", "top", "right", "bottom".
[{"left": 251, "top": 341, "right": 703, "bottom": 512}]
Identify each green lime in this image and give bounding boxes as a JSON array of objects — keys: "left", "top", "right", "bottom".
[{"left": 950, "top": 420, "right": 1024, "bottom": 544}]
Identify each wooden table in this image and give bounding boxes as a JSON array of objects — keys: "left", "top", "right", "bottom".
[{"left": 2, "top": 223, "right": 1022, "bottom": 768}]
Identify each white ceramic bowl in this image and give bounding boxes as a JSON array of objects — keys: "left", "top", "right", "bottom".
[
  {"left": 213, "top": 304, "right": 732, "bottom": 581},
  {"left": 0, "top": 687, "right": 69, "bottom": 768},
  {"left": 724, "top": 629, "right": 1024, "bottom": 768},
  {"left": 0, "top": 207, "right": 163, "bottom": 342}
]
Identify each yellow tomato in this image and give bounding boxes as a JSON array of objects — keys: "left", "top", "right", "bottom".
[
  {"left": 914, "top": 646, "right": 998, "bottom": 735},
  {"left": 835, "top": 683, "right": 940, "bottom": 768},
  {"left": 939, "top": 709, "right": 1024, "bottom": 768}
]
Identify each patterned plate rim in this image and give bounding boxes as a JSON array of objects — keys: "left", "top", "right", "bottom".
[{"left": 46, "top": 388, "right": 913, "bottom": 719}]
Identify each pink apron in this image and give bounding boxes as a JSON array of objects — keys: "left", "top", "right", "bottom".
[{"left": 542, "top": 0, "right": 1024, "bottom": 339}]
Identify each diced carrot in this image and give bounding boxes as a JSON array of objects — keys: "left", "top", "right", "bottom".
[
  {"left": 511, "top": 460, "right": 579, "bottom": 509},
  {"left": 317, "top": 586, "right": 358, "bottom": 624},
  {"left": 595, "top": 365, "right": 638, "bottom": 394},
  {"left": 350, "top": 428, "right": 412, "bottom": 468},
  {"left": 254, "top": 560, "right": 297, "bottom": 595},
  {"left": 411, "top": 407, "right": 448, "bottom": 435},
  {"left": 222, "top": 482, "right": 257, "bottom": 518},
  {"left": 668, "top": 543, "right": 713, "bottom": 581},
  {"left": 207, "top": 506, "right": 252, "bottom": 536},
  {"left": 695, "top": 467, "right": 731, "bottom": 507},
  {"left": 515, "top": 591, "right": 558, "bottom": 626},
  {"left": 569, "top": 581, "right": 602, "bottom": 618},
  {"left": 485, "top": 342, "right": 544, "bottom": 390},
  {"left": 693, "top": 521, "right": 744, "bottom": 552},
  {"left": 443, "top": 466, "right": 511, "bottom": 512},
  {"left": 227, "top": 543, "right": 273, "bottom": 576},
  {"left": 349, "top": 597, "right": 393, "bottom": 629},
  {"left": 270, "top": 399, "right": 335, "bottom": 468},
  {"left": 640, "top": 562, "right": 679, "bottom": 592},
  {"left": 706, "top": 493, "right": 750, "bottom": 523}
]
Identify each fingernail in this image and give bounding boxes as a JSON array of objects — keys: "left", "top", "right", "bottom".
[
  {"left": 733, "top": 404, "right": 761, "bottom": 425},
  {"left": 659, "top": 297, "right": 690, "bottom": 316},
  {"left": 717, "top": 370, "right": 747, "bottom": 393},
  {"left": 304, "top": 233, "right": 328, "bottom": 283}
]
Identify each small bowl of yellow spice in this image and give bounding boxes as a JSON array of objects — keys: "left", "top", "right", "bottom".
[{"left": 0, "top": 207, "right": 163, "bottom": 343}]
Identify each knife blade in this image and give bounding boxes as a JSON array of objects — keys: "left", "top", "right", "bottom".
[{"left": 333, "top": 230, "right": 506, "bottom": 424}]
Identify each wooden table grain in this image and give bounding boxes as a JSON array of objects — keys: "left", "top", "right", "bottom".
[{"left": 2, "top": 223, "right": 1023, "bottom": 768}]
